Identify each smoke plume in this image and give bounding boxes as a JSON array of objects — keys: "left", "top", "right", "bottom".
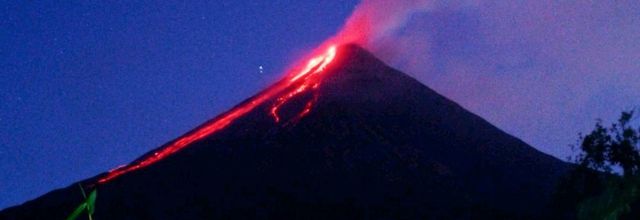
[{"left": 326, "top": 0, "right": 640, "bottom": 159}]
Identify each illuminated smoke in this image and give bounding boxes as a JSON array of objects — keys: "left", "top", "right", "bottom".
[
  {"left": 330, "top": 0, "right": 640, "bottom": 160},
  {"left": 333, "top": 0, "right": 432, "bottom": 46}
]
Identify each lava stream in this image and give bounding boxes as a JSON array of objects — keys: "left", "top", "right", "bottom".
[{"left": 98, "top": 45, "right": 337, "bottom": 184}]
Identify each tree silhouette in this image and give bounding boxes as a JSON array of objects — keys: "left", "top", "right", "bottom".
[
  {"left": 576, "top": 111, "right": 640, "bottom": 177},
  {"left": 554, "top": 110, "right": 640, "bottom": 220}
]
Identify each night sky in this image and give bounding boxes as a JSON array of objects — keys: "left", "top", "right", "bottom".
[{"left": 2, "top": 1, "right": 639, "bottom": 209}]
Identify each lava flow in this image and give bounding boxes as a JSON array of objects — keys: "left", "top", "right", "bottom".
[
  {"left": 270, "top": 46, "right": 336, "bottom": 123},
  {"left": 98, "top": 45, "right": 337, "bottom": 184}
]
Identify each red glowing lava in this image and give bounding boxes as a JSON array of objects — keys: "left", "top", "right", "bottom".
[
  {"left": 98, "top": 45, "right": 337, "bottom": 184},
  {"left": 271, "top": 46, "right": 335, "bottom": 123}
]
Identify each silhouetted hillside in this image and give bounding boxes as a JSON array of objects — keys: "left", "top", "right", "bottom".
[{"left": 1, "top": 44, "right": 570, "bottom": 219}]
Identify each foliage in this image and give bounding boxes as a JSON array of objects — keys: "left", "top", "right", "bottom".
[
  {"left": 554, "top": 110, "right": 640, "bottom": 220},
  {"left": 574, "top": 111, "right": 640, "bottom": 177},
  {"left": 577, "top": 177, "right": 640, "bottom": 220},
  {"left": 66, "top": 184, "right": 97, "bottom": 220}
]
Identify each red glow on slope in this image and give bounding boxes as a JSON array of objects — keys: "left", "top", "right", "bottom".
[
  {"left": 290, "top": 46, "right": 337, "bottom": 82},
  {"left": 271, "top": 47, "right": 336, "bottom": 122},
  {"left": 98, "top": 45, "right": 337, "bottom": 184},
  {"left": 269, "top": 85, "right": 307, "bottom": 123},
  {"left": 297, "top": 93, "right": 319, "bottom": 119}
]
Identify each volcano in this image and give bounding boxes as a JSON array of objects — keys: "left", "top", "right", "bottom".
[{"left": 1, "top": 44, "right": 569, "bottom": 219}]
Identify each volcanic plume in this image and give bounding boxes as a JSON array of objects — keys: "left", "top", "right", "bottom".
[
  {"left": 333, "top": 0, "right": 640, "bottom": 161},
  {"left": 1, "top": 44, "right": 569, "bottom": 219}
]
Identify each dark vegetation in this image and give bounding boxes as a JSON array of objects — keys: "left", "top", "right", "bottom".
[
  {"left": 65, "top": 185, "right": 96, "bottom": 220},
  {"left": 553, "top": 111, "right": 640, "bottom": 220}
]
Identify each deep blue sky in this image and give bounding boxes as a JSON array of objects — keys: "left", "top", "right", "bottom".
[{"left": 0, "top": 1, "right": 358, "bottom": 208}]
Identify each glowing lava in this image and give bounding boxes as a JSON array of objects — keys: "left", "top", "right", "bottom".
[
  {"left": 98, "top": 45, "right": 337, "bottom": 184},
  {"left": 270, "top": 46, "right": 335, "bottom": 122}
]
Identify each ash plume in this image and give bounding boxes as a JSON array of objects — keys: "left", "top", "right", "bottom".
[
  {"left": 325, "top": 0, "right": 640, "bottom": 159},
  {"left": 332, "top": 0, "right": 433, "bottom": 46}
]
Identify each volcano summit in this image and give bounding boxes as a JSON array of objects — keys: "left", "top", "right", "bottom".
[{"left": 0, "top": 44, "right": 569, "bottom": 219}]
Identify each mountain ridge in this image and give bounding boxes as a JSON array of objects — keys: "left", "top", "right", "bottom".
[{"left": 1, "top": 44, "right": 570, "bottom": 219}]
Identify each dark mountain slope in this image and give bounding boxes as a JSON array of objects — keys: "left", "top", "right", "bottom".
[{"left": 1, "top": 44, "right": 569, "bottom": 219}]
